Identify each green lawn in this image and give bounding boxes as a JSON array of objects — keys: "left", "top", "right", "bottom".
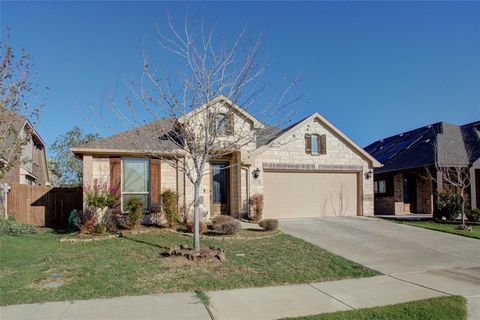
[
  {"left": 398, "top": 221, "right": 480, "bottom": 239},
  {"left": 0, "top": 230, "right": 378, "bottom": 305},
  {"left": 283, "top": 296, "right": 467, "bottom": 320}
]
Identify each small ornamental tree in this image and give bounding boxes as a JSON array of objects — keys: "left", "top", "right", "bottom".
[
  {"left": 429, "top": 133, "right": 472, "bottom": 227},
  {"left": 93, "top": 16, "right": 301, "bottom": 252}
]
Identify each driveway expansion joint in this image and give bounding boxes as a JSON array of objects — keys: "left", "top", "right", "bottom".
[
  {"left": 307, "top": 283, "right": 355, "bottom": 310},
  {"left": 387, "top": 274, "right": 454, "bottom": 296}
]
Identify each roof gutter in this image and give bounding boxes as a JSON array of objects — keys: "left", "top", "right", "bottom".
[{"left": 70, "top": 147, "right": 186, "bottom": 158}]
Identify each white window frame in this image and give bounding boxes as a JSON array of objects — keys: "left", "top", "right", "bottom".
[
  {"left": 121, "top": 157, "right": 150, "bottom": 213},
  {"left": 374, "top": 180, "right": 387, "bottom": 194}
]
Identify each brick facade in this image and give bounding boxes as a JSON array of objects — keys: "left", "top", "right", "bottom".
[{"left": 373, "top": 169, "right": 435, "bottom": 215}]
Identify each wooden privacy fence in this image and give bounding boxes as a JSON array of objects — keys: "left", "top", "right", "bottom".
[{"left": 7, "top": 184, "right": 83, "bottom": 228}]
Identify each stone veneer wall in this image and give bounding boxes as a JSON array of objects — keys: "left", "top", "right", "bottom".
[{"left": 248, "top": 117, "right": 375, "bottom": 216}]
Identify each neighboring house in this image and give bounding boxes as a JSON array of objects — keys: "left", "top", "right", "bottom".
[
  {"left": 0, "top": 110, "right": 49, "bottom": 186},
  {"left": 365, "top": 121, "right": 480, "bottom": 215},
  {"left": 71, "top": 96, "right": 380, "bottom": 220}
]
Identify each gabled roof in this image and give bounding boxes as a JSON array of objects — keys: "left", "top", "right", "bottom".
[
  {"left": 460, "top": 121, "right": 480, "bottom": 166},
  {"left": 71, "top": 97, "right": 380, "bottom": 168},
  {"left": 365, "top": 121, "right": 479, "bottom": 173},
  {"left": 0, "top": 107, "right": 45, "bottom": 159},
  {"left": 178, "top": 95, "right": 265, "bottom": 129},
  {"left": 254, "top": 112, "right": 382, "bottom": 167}
]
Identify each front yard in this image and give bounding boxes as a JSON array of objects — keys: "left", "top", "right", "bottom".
[
  {"left": 284, "top": 296, "right": 467, "bottom": 320},
  {"left": 397, "top": 221, "right": 480, "bottom": 239},
  {"left": 0, "top": 229, "right": 378, "bottom": 306}
]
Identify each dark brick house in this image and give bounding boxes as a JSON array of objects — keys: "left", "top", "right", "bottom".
[{"left": 365, "top": 121, "right": 480, "bottom": 215}]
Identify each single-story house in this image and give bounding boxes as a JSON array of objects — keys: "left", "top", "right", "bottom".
[
  {"left": 71, "top": 96, "right": 381, "bottom": 220},
  {"left": 365, "top": 121, "right": 480, "bottom": 215}
]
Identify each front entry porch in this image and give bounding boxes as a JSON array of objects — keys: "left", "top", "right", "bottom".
[{"left": 208, "top": 151, "right": 245, "bottom": 218}]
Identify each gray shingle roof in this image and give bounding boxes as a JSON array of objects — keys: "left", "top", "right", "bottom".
[
  {"left": 74, "top": 118, "right": 178, "bottom": 152},
  {"left": 255, "top": 116, "right": 309, "bottom": 148},
  {"left": 460, "top": 121, "right": 480, "bottom": 165}
]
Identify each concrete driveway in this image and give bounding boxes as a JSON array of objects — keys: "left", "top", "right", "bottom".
[
  {"left": 280, "top": 216, "right": 480, "bottom": 319},
  {"left": 280, "top": 216, "right": 480, "bottom": 274}
]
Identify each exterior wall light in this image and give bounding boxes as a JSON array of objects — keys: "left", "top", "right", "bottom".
[
  {"left": 364, "top": 170, "right": 373, "bottom": 179},
  {"left": 252, "top": 168, "right": 261, "bottom": 179}
]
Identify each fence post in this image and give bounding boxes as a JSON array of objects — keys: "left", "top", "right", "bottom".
[{"left": 2, "top": 183, "right": 11, "bottom": 219}]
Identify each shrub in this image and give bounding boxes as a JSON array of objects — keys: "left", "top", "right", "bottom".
[
  {"left": 259, "top": 219, "right": 279, "bottom": 231},
  {"left": 103, "top": 209, "right": 118, "bottom": 233},
  {"left": 85, "top": 181, "right": 117, "bottom": 209},
  {"left": 161, "top": 190, "right": 181, "bottom": 227},
  {"left": 186, "top": 222, "right": 207, "bottom": 233},
  {"left": 466, "top": 208, "right": 480, "bottom": 222},
  {"left": 437, "top": 190, "right": 463, "bottom": 220},
  {"left": 125, "top": 197, "right": 144, "bottom": 228},
  {"left": 214, "top": 220, "right": 241, "bottom": 235},
  {"left": 211, "top": 215, "right": 235, "bottom": 226},
  {"left": 0, "top": 218, "right": 37, "bottom": 236},
  {"left": 94, "top": 223, "right": 106, "bottom": 234},
  {"left": 248, "top": 193, "right": 264, "bottom": 222}
]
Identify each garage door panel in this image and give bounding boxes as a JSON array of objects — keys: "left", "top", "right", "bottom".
[{"left": 263, "top": 171, "right": 358, "bottom": 218}]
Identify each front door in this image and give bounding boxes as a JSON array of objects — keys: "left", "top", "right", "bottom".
[
  {"left": 403, "top": 174, "right": 417, "bottom": 213},
  {"left": 211, "top": 161, "right": 230, "bottom": 216}
]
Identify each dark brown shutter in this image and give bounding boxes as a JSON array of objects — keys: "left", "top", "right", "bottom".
[
  {"left": 320, "top": 134, "right": 327, "bottom": 154},
  {"left": 109, "top": 157, "right": 121, "bottom": 210},
  {"left": 150, "top": 159, "right": 161, "bottom": 207},
  {"left": 305, "top": 134, "right": 312, "bottom": 154}
]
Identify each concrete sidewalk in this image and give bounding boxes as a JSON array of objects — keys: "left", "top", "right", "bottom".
[{"left": 1, "top": 274, "right": 467, "bottom": 320}]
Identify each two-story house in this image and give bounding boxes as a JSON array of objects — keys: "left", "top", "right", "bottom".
[{"left": 0, "top": 108, "right": 49, "bottom": 186}]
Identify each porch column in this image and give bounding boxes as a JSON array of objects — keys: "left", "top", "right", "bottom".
[
  {"left": 83, "top": 155, "right": 93, "bottom": 211},
  {"left": 471, "top": 167, "right": 477, "bottom": 210}
]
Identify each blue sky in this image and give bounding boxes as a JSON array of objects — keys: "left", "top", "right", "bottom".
[{"left": 1, "top": 1, "right": 479, "bottom": 150}]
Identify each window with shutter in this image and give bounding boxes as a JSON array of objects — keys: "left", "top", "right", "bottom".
[{"left": 122, "top": 158, "right": 150, "bottom": 212}]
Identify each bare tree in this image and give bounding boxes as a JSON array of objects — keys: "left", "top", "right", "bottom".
[
  {"left": 0, "top": 35, "right": 41, "bottom": 181},
  {"left": 430, "top": 135, "right": 472, "bottom": 226},
  {"left": 94, "top": 17, "right": 301, "bottom": 252}
]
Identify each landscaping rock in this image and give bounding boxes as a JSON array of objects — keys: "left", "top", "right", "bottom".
[{"left": 167, "top": 245, "right": 226, "bottom": 262}]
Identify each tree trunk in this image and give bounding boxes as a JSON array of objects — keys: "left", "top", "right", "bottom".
[
  {"left": 193, "top": 181, "right": 201, "bottom": 252},
  {"left": 461, "top": 193, "right": 465, "bottom": 226}
]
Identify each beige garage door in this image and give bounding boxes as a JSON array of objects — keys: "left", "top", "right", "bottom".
[{"left": 263, "top": 171, "right": 359, "bottom": 218}]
